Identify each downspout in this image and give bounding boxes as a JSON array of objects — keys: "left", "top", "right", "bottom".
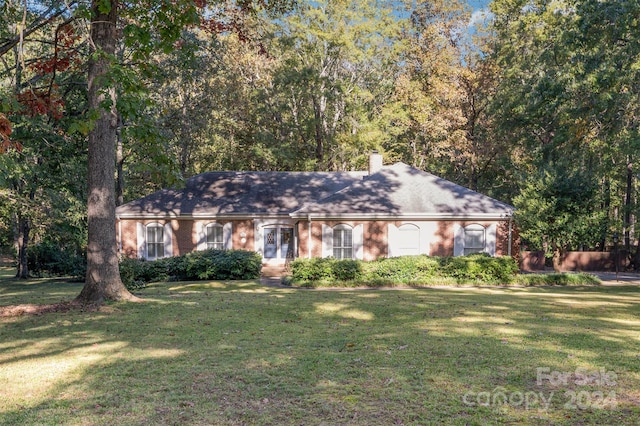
[
  {"left": 308, "top": 214, "right": 312, "bottom": 259},
  {"left": 508, "top": 216, "right": 513, "bottom": 257},
  {"left": 117, "top": 216, "right": 122, "bottom": 255}
]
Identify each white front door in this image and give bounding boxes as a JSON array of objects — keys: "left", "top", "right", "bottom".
[{"left": 258, "top": 223, "right": 295, "bottom": 262}]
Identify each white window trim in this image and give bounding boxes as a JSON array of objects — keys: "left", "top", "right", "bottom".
[
  {"left": 454, "top": 223, "right": 497, "bottom": 257},
  {"left": 137, "top": 222, "right": 173, "bottom": 260},
  {"left": 254, "top": 220, "right": 295, "bottom": 264},
  {"left": 197, "top": 222, "right": 232, "bottom": 251},
  {"left": 463, "top": 224, "right": 486, "bottom": 255},
  {"left": 322, "top": 224, "right": 363, "bottom": 260}
]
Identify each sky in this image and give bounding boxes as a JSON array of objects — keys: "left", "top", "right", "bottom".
[{"left": 468, "top": 0, "right": 494, "bottom": 28}]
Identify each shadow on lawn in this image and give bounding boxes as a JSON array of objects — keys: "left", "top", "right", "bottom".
[{"left": 1, "top": 277, "right": 639, "bottom": 425}]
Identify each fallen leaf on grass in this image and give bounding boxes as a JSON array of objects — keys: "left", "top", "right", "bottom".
[{"left": 0, "top": 302, "right": 79, "bottom": 317}]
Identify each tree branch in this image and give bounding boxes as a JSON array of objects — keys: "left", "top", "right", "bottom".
[{"left": 0, "top": 3, "right": 76, "bottom": 58}]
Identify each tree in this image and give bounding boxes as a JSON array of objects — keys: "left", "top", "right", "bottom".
[
  {"left": 267, "top": 0, "right": 402, "bottom": 171},
  {"left": 77, "top": 0, "right": 294, "bottom": 303},
  {"left": 513, "top": 165, "right": 605, "bottom": 271},
  {"left": 386, "top": 0, "right": 512, "bottom": 198},
  {"left": 489, "top": 0, "right": 640, "bottom": 256},
  {"left": 76, "top": 0, "right": 133, "bottom": 302},
  {"left": 151, "top": 0, "right": 402, "bottom": 174},
  {"left": 1, "top": 2, "right": 87, "bottom": 279},
  {"left": 573, "top": 0, "right": 640, "bottom": 258}
]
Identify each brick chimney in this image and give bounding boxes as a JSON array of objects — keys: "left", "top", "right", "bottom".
[{"left": 369, "top": 150, "right": 383, "bottom": 175}]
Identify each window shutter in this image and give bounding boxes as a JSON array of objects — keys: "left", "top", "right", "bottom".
[
  {"left": 420, "top": 222, "right": 436, "bottom": 256},
  {"left": 322, "top": 224, "right": 333, "bottom": 258},
  {"left": 223, "top": 223, "right": 233, "bottom": 249},
  {"left": 163, "top": 222, "right": 173, "bottom": 257},
  {"left": 196, "top": 222, "right": 206, "bottom": 251},
  {"left": 255, "top": 224, "right": 263, "bottom": 257},
  {"left": 137, "top": 223, "right": 146, "bottom": 259},
  {"left": 486, "top": 223, "right": 497, "bottom": 256},
  {"left": 388, "top": 224, "right": 399, "bottom": 257},
  {"left": 353, "top": 224, "right": 364, "bottom": 260},
  {"left": 453, "top": 223, "right": 464, "bottom": 256}
]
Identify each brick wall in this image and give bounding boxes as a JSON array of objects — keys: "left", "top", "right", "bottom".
[{"left": 520, "top": 250, "right": 627, "bottom": 272}]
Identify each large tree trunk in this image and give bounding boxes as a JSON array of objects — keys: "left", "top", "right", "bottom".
[{"left": 77, "top": 0, "right": 135, "bottom": 304}]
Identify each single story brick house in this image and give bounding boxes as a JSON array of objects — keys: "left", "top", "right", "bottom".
[{"left": 116, "top": 153, "right": 516, "bottom": 274}]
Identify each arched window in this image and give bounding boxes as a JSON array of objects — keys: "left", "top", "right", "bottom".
[
  {"left": 206, "top": 224, "right": 224, "bottom": 250},
  {"left": 136, "top": 222, "right": 173, "bottom": 260},
  {"left": 198, "top": 222, "right": 232, "bottom": 251},
  {"left": 333, "top": 224, "right": 353, "bottom": 259},
  {"left": 146, "top": 224, "right": 165, "bottom": 259},
  {"left": 322, "top": 224, "right": 363, "bottom": 260},
  {"left": 463, "top": 224, "right": 486, "bottom": 255},
  {"left": 454, "top": 223, "right": 496, "bottom": 256}
]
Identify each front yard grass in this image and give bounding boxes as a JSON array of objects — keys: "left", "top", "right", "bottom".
[{"left": 1, "top": 267, "right": 639, "bottom": 425}]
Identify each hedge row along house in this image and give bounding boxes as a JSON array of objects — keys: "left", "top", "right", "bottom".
[{"left": 116, "top": 153, "right": 516, "bottom": 275}]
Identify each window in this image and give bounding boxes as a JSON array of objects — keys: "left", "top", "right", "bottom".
[
  {"left": 262, "top": 225, "right": 294, "bottom": 260},
  {"left": 206, "top": 224, "right": 224, "bottom": 250},
  {"left": 454, "top": 223, "right": 497, "bottom": 257},
  {"left": 464, "top": 225, "right": 486, "bottom": 255},
  {"left": 198, "top": 222, "right": 232, "bottom": 251},
  {"left": 146, "top": 224, "right": 165, "bottom": 260},
  {"left": 322, "top": 224, "right": 363, "bottom": 260},
  {"left": 333, "top": 225, "right": 353, "bottom": 259},
  {"left": 137, "top": 222, "right": 172, "bottom": 260},
  {"left": 281, "top": 228, "right": 293, "bottom": 258}
]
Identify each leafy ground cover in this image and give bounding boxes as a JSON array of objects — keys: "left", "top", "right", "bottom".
[{"left": 1, "top": 267, "right": 639, "bottom": 425}]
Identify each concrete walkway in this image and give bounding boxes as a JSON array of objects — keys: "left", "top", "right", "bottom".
[
  {"left": 259, "top": 277, "right": 289, "bottom": 288},
  {"left": 589, "top": 271, "right": 640, "bottom": 285}
]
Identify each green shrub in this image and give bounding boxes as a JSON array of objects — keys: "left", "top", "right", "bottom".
[
  {"left": 160, "top": 255, "right": 189, "bottom": 281},
  {"left": 183, "top": 250, "right": 218, "bottom": 280},
  {"left": 290, "top": 254, "right": 519, "bottom": 287},
  {"left": 181, "top": 249, "right": 262, "bottom": 280},
  {"left": 119, "top": 257, "right": 169, "bottom": 290},
  {"left": 119, "top": 249, "right": 262, "bottom": 289},
  {"left": 441, "top": 253, "right": 518, "bottom": 284},
  {"left": 290, "top": 258, "right": 336, "bottom": 282},
  {"left": 366, "top": 256, "right": 412, "bottom": 282},
  {"left": 332, "top": 259, "right": 362, "bottom": 281},
  {"left": 217, "top": 249, "right": 262, "bottom": 279},
  {"left": 119, "top": 257, "right": 147, "bottom": 290},
  {"left": 361, "top": 255, "right": 442, "bottom": 285}
]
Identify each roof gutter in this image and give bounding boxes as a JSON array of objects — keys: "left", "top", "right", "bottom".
[
  {"left": 117, "top": 210, "right": 516, "bottom": 229},
  {"left": 115, "top": 212, "right": 294, "bottom": 220},
  {"left": 290, "top": 212, "right": 515, "bottom": 221}
]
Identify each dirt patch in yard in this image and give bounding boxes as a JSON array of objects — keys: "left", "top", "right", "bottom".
[{"left": 0, "top": 300, "right": 107, "bottom": 318}]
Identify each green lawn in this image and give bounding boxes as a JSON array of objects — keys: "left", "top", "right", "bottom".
[{"left": 1, "top": 267, "right": 639, "bottom": 425}]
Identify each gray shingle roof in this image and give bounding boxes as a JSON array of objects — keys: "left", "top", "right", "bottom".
[
  {"left": 116, "top": 170, "right": 368, "bottom": 218},
  {"left": 116, "top": 163, "right": 513, "bottom": 219},
  {"left": 291, "top": 162, "right": 513, "bottom": 218}
]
